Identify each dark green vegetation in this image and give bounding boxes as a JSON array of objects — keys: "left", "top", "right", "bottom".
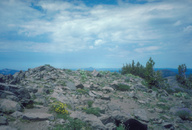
[
  {"left": 176, "top": 64, "right": 192, "bottom": 89},
  {"left": 83, "top": 107, "right": 101, "bottom": 117},
  {"left": 121, "top": 57, "right": 167, "bottom": 89},
  {"left": 116, "top": 84, "right": 131, "bottom": 91},
  {"left": 121, "top": 57, "right": 192, "bottom": 90}
]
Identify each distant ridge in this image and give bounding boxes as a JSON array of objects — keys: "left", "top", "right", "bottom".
[
  {"left": 81, "top": 67, "right": 120, "bottom": 72},
  {"left": 0, "top": 68, "right": 20, "bottom": 75}
]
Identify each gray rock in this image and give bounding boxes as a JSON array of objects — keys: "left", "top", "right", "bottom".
[
  {"left": 89, "top": 91, "right": 97, "bottom": 97},
  {"left": 11, "top": 111, "right": 23, "bottom": 118},
  {"left": 0, "top": 116, "right": 8, "bottom": 125},
  {"left": 0, "top": 99, "right": 22, "bottom": 113},
  {"left": 111, "top": 111, "right": 129, "bottom": 123},
  {"left": 106, "top": 123, "right": 116, "bottom": 130},
  {"left": 0, "top": 83, "right": 31, "bottom": 104},
  {"left": 162, "top": 122, "right": 174, "bottom": 129},
  {"left": 133, "top": 109, "right": 149, "bottom": 123},
  {"left": 101, "top": 95, "right": 111, "bottom": 100},
  {"left": 92, "top": 70, "right": 102, "bottom": 77},
  {"left": 107, "top": 103, "right": 120, "bottom": 111},
  {"left": 90, "top": 84, "right": 99, "bottom": 90},
  {"left": 23, "top": 113, "right": 54, "bottom": 121},
  {"left": 91, "top": 91, "right": 103, "bottom": 98},
  {"left": 66, "top": 81, "right": 76, "bottom": 90},
  {"left": 128, "top": 91, "right": 138, "bottom": 99},
  {"left": 70, "top": 111, "right": 106, "bottom": 129},
  {"left": 110, "top": 81, "right": 119, "bottom": 90},
  {"left": 102, "top": 87, "right": 114, "bottom": 93},
  {"left": 0, "top": 126, "right": 17, "bottom": 130},
  {"left": 75, "top": 83, "right": 84, "bottom": 89},
  {"left": 151, "top": 91, "right": 157, "bottom": 98},
  {"left": 99, "top": 115, "right": 113, "bottom": 125},
  {"left": 133, "top": 84, "right": 147, "bottom": 91},
  {"left": 0, "top": 74, "right": 4, "bottom": 83}
]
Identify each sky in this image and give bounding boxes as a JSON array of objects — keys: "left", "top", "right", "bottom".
[{"left": 0, "top": 0, "right": 192, "bottom": 70}]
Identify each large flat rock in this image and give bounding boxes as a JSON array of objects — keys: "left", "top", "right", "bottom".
[
  {"left": 23, "top": 113, "right": 54, "bottom": 121},
  {"left": 0, "top": 99, "right": 22, "bottom": 113}
]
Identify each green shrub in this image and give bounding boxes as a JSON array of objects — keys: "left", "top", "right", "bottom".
[
  {"left": 117, "top": 124, "right": 125, "bottom": 130},
  {"left": 64, "top": 118, "right": 91, "bottom": 130},
  {"left": 121, "top": 58, "right": 166, "bottom": 89},
  {"left": 116, "top": 84, "right": 130, "bottom": 91},
  {"left": 53, "top": 117, "right": 91, "bottom": 130},
  {"left": 165, "top": 88, "right": 174, "bottom": 94},
  {"left": 79, "top": 70, "right": 87, "bottom": 83},
  {"left": 50, "top": 101, "right": 69, "bottom": 117},
  {"left": 76, "top": 88, "right": 89, "bottom": 95},
  {"left": 176, "top": 108, "right": 192, "bottom": 120},
  {"left": 83, "top": 107, "right": 101, "bottom": 116},
  {"left": 174, "top": 92, "right": 188, "bottom": 98},
  {"left": 87, "top": 100, "right": 94, "bottom": 108}
]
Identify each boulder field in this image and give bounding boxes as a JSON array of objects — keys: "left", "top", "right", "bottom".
[{"left": 0, "top": 65, "right": 192, "bottom": 130}]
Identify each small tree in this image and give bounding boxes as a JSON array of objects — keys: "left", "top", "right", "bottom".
[
  {"left": 121, "top": 57, "right": 166, "bottom": 89},
  {"left": 144, "top": 57, "right": 156, "bottom": 88},
  {"left": 176, "top": 64, "right": 192, "bottom": 89}
]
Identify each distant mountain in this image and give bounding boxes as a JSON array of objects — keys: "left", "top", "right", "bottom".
[
  {"left": 155, "top": 68, "right": 192, "bottom": 77},
  {"left": 0, "top": 68, "right": 20, "bottom": 75},
  {"left": 82, "top": 67, "right": 120, "bottom": 72},
  {"left": 154, "top": 69, "right": 177, "bottom": 77}
]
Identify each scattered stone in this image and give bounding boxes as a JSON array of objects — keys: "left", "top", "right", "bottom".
[
  {"left": 90, "top": 84, "right": 99, "bottom": 90},
  {"left": 107, "top": 103, "right": 120, "bottom": 111},
  {"left": 92, "top": 70, "right": 102, "bottom": 77},
  {"left": 138, "top": 100, "right": 146, "bottom": 104},
  {"left": 111, "top": 111, "right": 129, "bottom": 123},
  {"left": 11, "top": 111, "right": 23, "bottom": 118},
  {"left": 0, "top": 83, "right": 31, "bottom": 105},
  {"left": 102, "top": 86, "right": 114, "bottom": 93},
  {"left": 66, "top": 81, "right": 76, "bottom": 90},
  {"left": 101, "top": 95, "right": 111, "bottom": 100},
  {"left": 133, "top": 109, "right": 149, "bottom": 123},
  {"left": 0, "top": 126, "right": 17, "bottom": 130},
  {"left": 128, "top": 91, "right": 138, "bottom": 99},
  {"left": 123, "top": 118, "right": 148, "bottom": 130},
  {"left": 99, "top": 115, "right": 113, "bottom": 125},
  {"left": 162, "top": 122, "right": 174, "bottom": 129},
  {"left": 91, "top": 91, "right": 103, "bottom": 98},
  {"left": 105, "top": 123, "right": 116, "bottom": 130},
  {"left": 70, "top": 111, "right": 106, "bottom": 129},
  {"left": 23, "top": 113, "right": 54, "bottom": 121},
  {"left": 75, "top": 83, "right": 84, "bottom": 89},
  {"left": 0, "top": 99, "right": 22, "bottom": 113},
  {"left": 0, "top": 116, "right": 8, "bottom": 125}
]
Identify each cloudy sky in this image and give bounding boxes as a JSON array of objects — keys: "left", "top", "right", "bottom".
[{"left": 0, "top": 0, "right": 192, "bottom": 70}]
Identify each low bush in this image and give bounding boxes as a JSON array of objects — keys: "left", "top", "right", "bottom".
[
  {"left": 176, "top": 108, "right": 192, "bottom": 120},
  {"left": 83, "top": 107, "right": 101, "bottom": 117},
  {"left": 64, "top": 118, "right": 91, "bottom": 130},
  {"left": 50, "top": 101, "right": 69, "bottom": 118},
  {"left": 174, "top": 92, "right": 188, "bottom": 98},
  {"left": 53, "top": 117, "right": 91, "bottom": 130},
  {"left": 87, "top": 100, "right": 94, "bottom": 108},
  {"left": 76, "top": 88, "right": 89, "bottom": 95},
  {"left": 116, "top": 84, "right": 130, "bottom": 91}
]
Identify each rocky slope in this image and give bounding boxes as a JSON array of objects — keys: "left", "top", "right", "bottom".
[{"left": 0, "top": 65, "right": 192, "bottom": 130}]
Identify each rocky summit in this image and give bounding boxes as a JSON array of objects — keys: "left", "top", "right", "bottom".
[{"left": 0, "top": 65, "right": 192, "bottom": 130}]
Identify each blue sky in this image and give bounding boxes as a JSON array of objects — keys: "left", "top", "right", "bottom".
[{"left": 0, "top": 0, "right": 192, "bottom": 70}]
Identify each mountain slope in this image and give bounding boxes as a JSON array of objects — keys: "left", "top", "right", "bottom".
[{"left": 0, "top": 65, "right": 192, "bottom": 130}]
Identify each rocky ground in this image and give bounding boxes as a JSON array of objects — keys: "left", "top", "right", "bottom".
[{"left": 0, "top": 65, "right": 192, "bottom": 130}]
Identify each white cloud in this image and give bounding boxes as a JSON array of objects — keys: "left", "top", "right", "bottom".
[
  {"left": 183, "top": 25, "right": 192, "bottom": 33},
  {"left": 0, "top": 0, "right": 192, "bottom": 55},
  {"left": 134, "top": 46, "right": 160, "bottom": 53},
  {"left": 173, "top": 20, "right": 181, "bottom": 26},
  {"left": 94, "top": 39, "right": 105, "bottom": 46}
]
